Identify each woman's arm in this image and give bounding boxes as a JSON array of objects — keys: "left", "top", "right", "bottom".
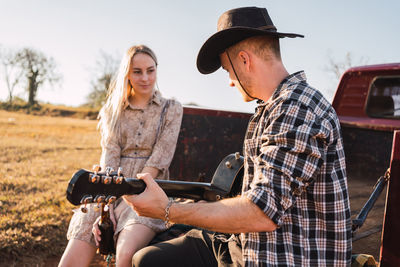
[
  {"left": 144, "top": 100, "right": 183, "bottom": 178},
  {"left": 141, "top": 166, "right": 159, "bottom": 179},
  {"left": 100, "top": 131, "right": 121, "bottom": 171}
]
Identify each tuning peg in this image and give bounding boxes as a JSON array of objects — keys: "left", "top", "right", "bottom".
[
  {"left": 80, "top": 195, "right": 93, "bottom": 204},
  {"left": 113, "top": 167, "right": 124, "bottom": 184},
  {"left": 80, "top": 195, "right": 93, "bottom": 213},
  {"left": 105, "top": 167, "right": 114, "bottom": 176},
  {"left": 92, "top": 165, "right": 101, "bottom": 173},
  {"left": 106, "top": 195, "right": 117, "bottom": 205},
  {"left": 225, "top": 161, "right": 232, "bottom": 169},
  {"left": 235, "top": 152, "right": 241, "bottom": 160},
  {"left": 94, "top": 195, "right": 106, "bottom": 204},
  {"left": 113, "top": 176, "right": 123, "bottom": 184},
  {"left": 89, "top": 173, "right": 100, "bottom": 184},
  {"left": 81, "top": 206, "right": 88, "bottom": 213},
  {"left": 102, "top": 167, "right": 114, "bottom": 184},
  {"left": 102, "top": 175, "right": 112, "bottom": 185}
]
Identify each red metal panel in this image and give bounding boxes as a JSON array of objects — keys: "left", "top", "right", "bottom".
[
  {"left": 339, "top": 117, "right": 400, "bottom": 131},
  {"left": 333, "top": 63, "right": 400, "bottom": 116},
  {"left": 182, "top": 106, "right": 252, "bottom": 119},
  {"left": 332, "top": 63, "right": 400, "bottom": 131},
  {"left": 169, "top": 106, "right": 251, "bottom": 182},
  {"left": 379, "top": 130, "right": 400, "bottom": 266}
]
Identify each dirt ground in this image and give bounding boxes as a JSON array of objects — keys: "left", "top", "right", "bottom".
[
  {"left": 349, "top": 177, "right": 387, "bottom": 262},
  {"left": 43, "top": 254, "right": 112, "bottom": 267}
]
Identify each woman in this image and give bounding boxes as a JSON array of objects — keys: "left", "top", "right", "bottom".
[{"left": 58, "top": 45, "right": 183, "bottom": 267}]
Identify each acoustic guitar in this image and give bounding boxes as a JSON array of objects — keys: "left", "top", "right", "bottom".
[
  {"left": 66, "top": 153, "right": 243, "bottom": 255},
  {"left": 66, "top": 153, "right": 244, "bottom": 207}
]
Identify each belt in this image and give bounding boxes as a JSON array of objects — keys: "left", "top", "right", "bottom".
[{"left": 121, "top": 155, "right": 150, "bottom": 159}]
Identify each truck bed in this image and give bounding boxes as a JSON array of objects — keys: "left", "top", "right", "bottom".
[{"left": 341, "top": 124, "right": 392, "bottom": 260}]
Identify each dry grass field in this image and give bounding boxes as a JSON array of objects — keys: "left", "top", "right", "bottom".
[{"left": 0, "top": 109, "right": 102, "bottom": 266}]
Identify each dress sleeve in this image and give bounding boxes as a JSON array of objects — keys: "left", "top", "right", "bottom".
[
  {"left": 99, "top": 125, "right": 121, "bottom": 171},
  {"left": 144, "top": 100, "right": 183, "bottom": 179},
  {"left": 243, "top": 100, "right": 328, "bottom": 226}
]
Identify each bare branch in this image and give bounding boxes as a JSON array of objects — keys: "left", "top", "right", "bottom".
[{"left": 84, "top": 50, "right": 120, "bottom": 108}]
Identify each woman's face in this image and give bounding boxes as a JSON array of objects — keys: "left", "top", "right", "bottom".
[{"left": 128, "top": 53, "right": 157, "bottom": 97}]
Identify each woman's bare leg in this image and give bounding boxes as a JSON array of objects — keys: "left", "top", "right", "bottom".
[
  {"left": 58, "top": 239, "right": 97, "bottom": 267},
  {"left": 115, "top": 224, "right": 156, "bottom": 267}
]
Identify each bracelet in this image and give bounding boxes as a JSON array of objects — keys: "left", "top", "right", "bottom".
[{"left": 164, "top": 199, "right": 174, "bottom": 228}]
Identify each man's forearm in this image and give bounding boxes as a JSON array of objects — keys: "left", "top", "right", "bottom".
[
  {"left": 169, "top": 196, "right": 277, "bottom": 233},
  {"left": 123, "top": 173, "right": 277, "bottom": 234}
]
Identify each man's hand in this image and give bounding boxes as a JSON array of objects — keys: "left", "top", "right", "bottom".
[{"left": 123, "top": 173, "right": 169, "bottom": 220}]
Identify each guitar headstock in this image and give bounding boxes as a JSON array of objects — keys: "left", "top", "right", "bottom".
[{"left": 66, "top": 166, "right": 142, "bottom": 206}]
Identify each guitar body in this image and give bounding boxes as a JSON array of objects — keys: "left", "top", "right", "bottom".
[{"left": 66, "top": 153, "right": 244, "bottom": 206}]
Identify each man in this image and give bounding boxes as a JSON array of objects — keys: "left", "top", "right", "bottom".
[{"left": 124, "top": 6, "right": 352, "bottom": 266}]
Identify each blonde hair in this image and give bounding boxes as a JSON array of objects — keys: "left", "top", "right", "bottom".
[{"left": 98, "top": 45, "right": 158, "bottom": 145}]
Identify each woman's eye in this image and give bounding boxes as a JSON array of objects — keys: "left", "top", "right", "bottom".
[{"left": 133, "top": 71, "right": 141, "bottom": 74}]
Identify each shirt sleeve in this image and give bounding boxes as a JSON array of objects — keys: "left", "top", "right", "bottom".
[
  {"left": 99, "top": 125, "right": 121, "bottom": 171},
  {"left": 144, "top": 100, "right": 183, "bottom": 178},
  {"left": 243, "top": 100, "right": 328, "bottom": 226}
]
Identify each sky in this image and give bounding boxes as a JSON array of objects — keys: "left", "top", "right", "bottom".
[{"left": 0, "top": 0, "right": 399, "bottom": 113}]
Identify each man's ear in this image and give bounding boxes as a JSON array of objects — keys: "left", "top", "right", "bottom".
[{"left": 238, "top": 51, "right": 251, "bottom": 71}]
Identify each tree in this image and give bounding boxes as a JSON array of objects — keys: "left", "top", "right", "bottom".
[
  {"left": 323, "top": 52, "right": 369, "bottom": 99},
  {"left": 85, "top": 50, "right": 119, "bottom": 108},
  {"left": 0, "top": 47, "right": 23, "bottom": 105},
  {"left": 14, "top": 47, "right": 61, "bottom": 106},
  {"left": 325, "top": 52, "right": 369, "bottom": 80}
]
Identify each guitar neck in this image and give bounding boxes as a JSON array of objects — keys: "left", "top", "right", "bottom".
[
  {"left": 124, "top": 178, "right": 227, "bottom": 202},
  {"left": 67, "top": 154, "right": 242, "bottom": 206}
]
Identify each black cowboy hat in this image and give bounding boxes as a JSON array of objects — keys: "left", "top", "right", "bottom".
[{"left": 197, "top": 7, "right": 304, "bottom": 74}]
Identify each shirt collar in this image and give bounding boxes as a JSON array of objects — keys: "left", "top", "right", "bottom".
[
  {"left": 257, "top": 71, "right": 307, "bottom": 108},
  {"left": 125, "top": 90, "right": 162, "bottom": 110}
]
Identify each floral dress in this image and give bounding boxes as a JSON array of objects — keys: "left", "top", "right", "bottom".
[{"left": 67, "top": 90, "right": 183, "bottom": 246}]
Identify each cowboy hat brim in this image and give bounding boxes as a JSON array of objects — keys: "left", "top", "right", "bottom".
[{"left": 197, "top": 27, "right": 304, "bottom": 74}]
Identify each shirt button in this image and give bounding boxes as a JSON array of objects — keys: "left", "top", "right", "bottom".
[
  {"left": 138, "top": 132, "right": 141, "bottom": 136},
  {"left": 135, "top": 145, "right": 138, "bottom": 147}
]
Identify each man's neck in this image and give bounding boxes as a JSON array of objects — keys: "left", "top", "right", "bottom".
[{"left": 255, "top": 60, "right": 289, "bottom": 102}]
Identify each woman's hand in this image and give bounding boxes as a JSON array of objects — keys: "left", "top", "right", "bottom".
[
  {"left": 92, "top": 204, "right": 117, "bottom": 247},
  {"left": 92, "top": 216, "right": 101, "bottom": 247}
]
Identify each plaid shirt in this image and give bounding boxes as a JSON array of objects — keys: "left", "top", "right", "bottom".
[{"left": 241, "top": 71, "right": 352, "bottom": 266}]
